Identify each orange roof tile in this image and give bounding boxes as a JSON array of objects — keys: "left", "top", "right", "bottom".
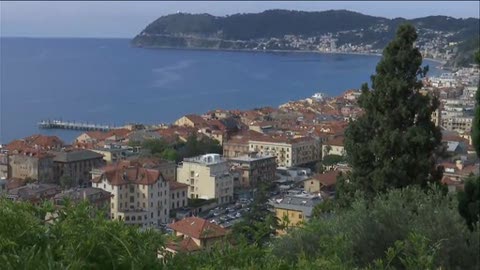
[{"left": 168, "top": 217, "right": 227, "bottom": 239}]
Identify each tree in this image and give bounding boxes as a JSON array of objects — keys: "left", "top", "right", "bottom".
[
  {"left": 339, "top": 24, "right": 443, "bottom": 200},
  {"left": 457, "top": 176, "right": 480, "bottom": 231},
  {"left": 472, "top": 49, "right": 480, "bottom": 158},
  {"left": 231, "top": 182, "right": 278, "bottom": 246}
]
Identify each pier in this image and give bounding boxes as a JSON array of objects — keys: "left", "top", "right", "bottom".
[{"left": 38, "top": 119, "right": 117, "bottom": 131}]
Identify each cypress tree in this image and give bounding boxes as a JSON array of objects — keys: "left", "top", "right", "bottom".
[
  {"left": 340, "top": 24, "right": 443, "bottom": 200},
  {"left": 472, "top": 50, "right": 480, "bottom": 157}
]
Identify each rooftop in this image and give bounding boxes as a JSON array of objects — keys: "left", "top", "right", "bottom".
[
  {"left": 183, "top": 154, "right": 226, "bottom": 165},
  {"left": 271, "top": 194, "right": 322, "bottom": 217},
  {"left": 168, "top": 216, "right": 228, "bottom": 239},
  {"left": 52, "top": 149, "right": 104, "bottom": 162}
]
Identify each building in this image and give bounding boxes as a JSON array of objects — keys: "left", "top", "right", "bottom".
[
  {"left": 174, "top": 114, "right": 207, "bottom": 128},
  {"left": 228, "top": 153, "right": 277, "bottom": 189},
  {"left": 7, "top": 183, "right": 60, "bottom": 205},
  {"left": 164, "top": 217, "right": 228, "bottom": 255},
  {"left": 223, "top": 138, "right": 250, "bottom": 158},
  {"left": 222, "top": 130, "right": 264, "bottom": 158},
  {"left": 128, "top": 157, "right": 177, "bottom": 181},
  {"left": 0, "top": 178, "right": 7, "bottom": 195},
  {"left": 91, "top": 162, "right": 171, "bottom": 227},
  {"left": 177, "top": 154, "right": 234, "bottom": 204},
  {"left": 0, "top": 152, "right": 9, "bottom": 179},
  {"left": 271, "top": 194, "right": 322, "bottom": 234},
  {"left": 249, "top": 136, "right": 321, "bottom": 168},
  {"left": 169, "top": 181, "right": 189, "bottom": 210},
  {"left": 442, "top": 116, "right": 473, "bottom": 134},
  {"left": 9, "top": 151, "right": 55, "bottom": 183},
  {"left": 303, "top": 170, "right": 340, "bottom": 196},
  {"left": 322, "top": 136, "right": 345, "bottom": 157},
  {"left": 52, "top": 149, "right": 105, "bottom": 187},
  {"left": 53, "top": 187, "right": 112, "bottom": 210},
  {"left": 5, "top": 134, "right": 64, "bottom": 152}
]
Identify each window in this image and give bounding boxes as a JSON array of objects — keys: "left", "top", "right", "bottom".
[
  {"left": 299, "top": 214, "right": 303, "bottom": 219},
  {"left": 142, "top": 202, "right": 146, "bottom": 208},
  {"left": 143, "top": 193, "right": 146, "bottom": 199},
  {"left": 111, "top": 203, "right": 114, "bottom": 209},
  {"left": 130, "top": 196, "right": 134, "bottom": 203},
  {"left": 172, "top": 203, "right": 175, "bottom": 209},
  {"left": 138, "top": 216, "right": 142, "bottom": 221},
  {"left": 126, "top": 216, "right": 130, "bottom": 221},
  {"left": 130, "top": 185, "right": 134, "bottom": 193},
  {"left": 182, "top": 191, "right": 185, "bottom": 197},
  {"left": 190, "top": 171, "right": 195, "bottom": 177},
  {"left": 171, "top": 193, "right": 174, "bottom": 199},
  {"left": 150, "top": 202, "right": 153, "bottom": 207},
  {"left": 120, "top": 202, "right": 123, "bottom": 208},
  {"left": 132, "top": 216, "right": 136, "bottom": 221}
]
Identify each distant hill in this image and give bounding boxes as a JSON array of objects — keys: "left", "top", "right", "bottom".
[{"left": 132, "top": 9, "right": 480, "bottom": 68}]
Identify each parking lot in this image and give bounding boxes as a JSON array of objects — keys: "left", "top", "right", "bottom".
[{"left": 202, "top": 198, "right": 253, "bottom": 228}]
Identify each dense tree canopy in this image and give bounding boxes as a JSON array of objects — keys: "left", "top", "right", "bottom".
[{"left": 339, "top": 24, "right": 443, "bottom": 202}]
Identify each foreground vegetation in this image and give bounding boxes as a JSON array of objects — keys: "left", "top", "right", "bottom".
[{"left": 1, "top": 186, "right": 478, "bottom": 269}]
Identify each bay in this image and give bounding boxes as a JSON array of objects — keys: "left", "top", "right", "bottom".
[{"left": 0, "top": 37, "right": 442, "bottom": 144}]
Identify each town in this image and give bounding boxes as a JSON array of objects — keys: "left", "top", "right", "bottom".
[{"left": 0, "top": 63, "right": 478, "bottom": 255}]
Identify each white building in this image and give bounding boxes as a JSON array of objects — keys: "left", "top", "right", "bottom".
[{"left": 91, "top": 161, "right": 170, "bottom": 227}]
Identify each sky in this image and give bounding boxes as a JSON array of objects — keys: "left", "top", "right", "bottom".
[{"left": 1, "top": 1, "right": 479, "bottom": 38}]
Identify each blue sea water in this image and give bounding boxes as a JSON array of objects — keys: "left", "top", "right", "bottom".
[{"left": 0, "top": 37, "right": 442, "bottom": 144}]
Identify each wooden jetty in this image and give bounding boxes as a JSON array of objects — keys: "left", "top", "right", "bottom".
[{"left": 38, "top": 119, "right": 116, "bottom": 131}]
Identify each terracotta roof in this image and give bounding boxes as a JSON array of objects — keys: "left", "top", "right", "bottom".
[
  {"left": 310, "top": 170, "right": 341, "bottom": 187},
  {"left": 166, "top": 237, "right": 201, "bottom": 253},
  {"left": 168, "top": 217, "right": 227, "bottom": 239},
  {"left": 6, "top": 134, "right": 63, "bottom": 152},
  {"left": 184, "top": 114, "right": 207, "bottom": 126},
  {"left": 169, "top": 181, "right": 189, "bottom": 191},
  {"left": 92, "top": 162, "right": 163, "bottom": 186},
  {"left": 326, "top": 136, "right": 345, "bottom": 147}
]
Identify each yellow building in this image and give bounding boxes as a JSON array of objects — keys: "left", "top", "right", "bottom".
[
  {"left": 249, "top": 136, "right": 321, "bottom": 168},
  {"left": 177, "top": 154, "right": 234, "bottom": 204},
  {"left": 174, "top": 114, "right": 206, "bottom": 127},
  {"left": 271, "top": 194, "right": 322, "bottom": 234}
]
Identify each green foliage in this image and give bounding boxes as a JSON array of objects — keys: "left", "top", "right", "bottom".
[
  {"left": 341, "top": 24, "right": 443, "bottom": 201},
  {"left": 0, "top": 198, "right": 165, "bottom": 269},
  {"left": 232, "top": 182, "right": 279, "bottom": 246},
  {"left": 272, "top": 186, "right": 480, "bottom": 269},
  {"left": 458, "top": 176, "right": 480, "bottom": 231},
  {"left": 322, "top": 154, "right": 345, "bottom": 166},
  {"left": 140, "top": 134, "right": 222, "bottom": 163},
  {"left": 473, "top": 49, "right": 480, "bottom": 158},
  {"left": 142, "top": 138, "right": 169, "bottom": 155}
]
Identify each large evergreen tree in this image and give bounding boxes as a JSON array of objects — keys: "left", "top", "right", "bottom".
[
  {"left": 472, "top": 50, "right": 480, "bottom": 157},
  {"left": 339, "top": 24, "right": 443, "bottom": 200}
]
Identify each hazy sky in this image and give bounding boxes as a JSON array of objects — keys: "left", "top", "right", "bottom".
[{"left": 1, "top": 1, "right": 479, "bottom": 38}]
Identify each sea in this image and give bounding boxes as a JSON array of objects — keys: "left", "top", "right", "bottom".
[{"left": 0, "top": 37, "right": 442, "bottom": 144}]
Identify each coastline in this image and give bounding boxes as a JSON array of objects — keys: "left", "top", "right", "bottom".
[{"left": 132, "top": 44, "right": 445, "bottom": 68}]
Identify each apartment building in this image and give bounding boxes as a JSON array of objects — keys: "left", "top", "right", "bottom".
[
  {"left": 52, "top": 149, "right": 105, "bottom": 187},
  {"left": 91, "top": 162, "right": 170, "bottom": 227},
  {"left": 442, "top": 116, "right": 473, "bottom": 134},
  {"left": 177, "top": 154, "right": 233, "bottom": 204},
  {"left": 169, "top": 181, "right": 188, "bottom": 210},
  {"left": 228, "top": 152, "right": 277, "bottom": 189},
  {"left": 248, "top": 136, "right": 321, "bottom": 168},
  {"left": 9, "top": 151, "right": 55, "bottom": 183}
]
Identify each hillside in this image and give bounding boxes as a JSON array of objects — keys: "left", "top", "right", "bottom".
[{"left": 132, "top": 9, "right": 480, "bottom": 67}]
